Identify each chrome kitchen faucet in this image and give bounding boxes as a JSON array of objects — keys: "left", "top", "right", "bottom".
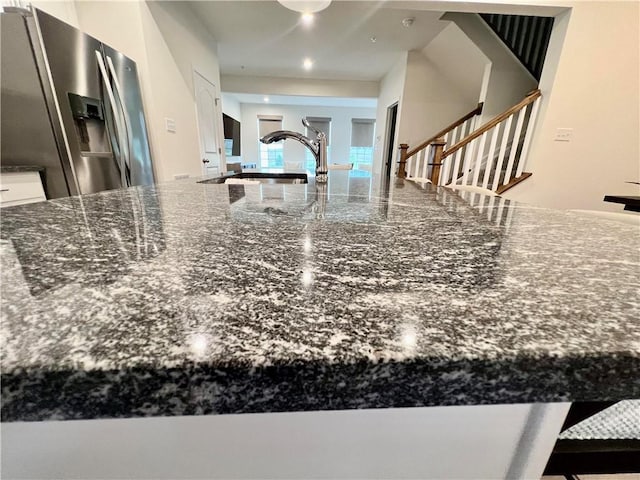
[{"left": 260, "top": 118, "right": 328, "bottom": 183}]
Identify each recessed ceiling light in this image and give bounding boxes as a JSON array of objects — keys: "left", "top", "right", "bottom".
[
  {"left": 277, "top": 0, "right": 331, "bottom": 13},
  {"left": 301, "top": 13, "right": 314, "bottom": 26},
  {"left": 303, "top": 58, "right": 314, "bottom": 70},
  {"left": 264, "top": 96, "right": 270, "bottom": 103}
]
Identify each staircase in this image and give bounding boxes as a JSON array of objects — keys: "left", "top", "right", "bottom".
[
  {"left": 397, "top": 102, "right": 483, "bottom": 183},
  {"left": 479, "top": 13, "right": 554, "bottom": 81},
  {"left": 398, "top": 90, "right": 542, "bottom": 196}
]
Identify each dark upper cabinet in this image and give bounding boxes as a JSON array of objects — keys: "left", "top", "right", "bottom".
[{"left": 223, "top": 113, "right": 241, "bottom": 156}]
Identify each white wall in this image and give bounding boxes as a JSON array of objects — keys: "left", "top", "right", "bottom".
[
  {"left": 221, "top": 93, "right": 241, "bottom": 123},
  {"left": 442, "top": 12, "right": 537, "bottom": 124},
  {"left": 30, "top": 0, "right": 79, "bottom": 27},
  {"left": 396, "top": 50, "right": 481, "bottom": 155},
  {"left": 422, "top": 23, "right": 490, "bottom": 107},
  {"left": 240, "top": 103, "right": 376, "bottom": 168},
  {"left": 373, "top": 53, "right": 408, "bottom": 180},
  {"left": 505, "top": 1, "right": 640, "bottom": 212},
  {"left": 72, "top": 0, "right": 223, "bottom": 182},
  {"left": 221, "top": 74, "right": 379, "bottom": 99},
  {"left": 143, "top": 1, "right": 225, "bottom": 180}
]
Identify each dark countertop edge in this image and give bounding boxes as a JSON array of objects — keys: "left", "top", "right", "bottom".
[{"left": 3, "top": 352, "right": 639, "bottom": 422}]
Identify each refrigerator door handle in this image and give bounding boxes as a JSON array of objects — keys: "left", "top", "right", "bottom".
[
  {"left": 106, "top": 55, "right": 133, "bottom": 187},
  {"left": 95, "top": 50, "right": 128, "bottom": 188}
]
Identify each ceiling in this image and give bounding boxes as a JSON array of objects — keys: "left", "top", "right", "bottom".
[
  {"left": 187, "top": 1, "right": 448, "bottom": 81},
  {"left": 225, "top": 93, "right": 377, "bottom": 108}
]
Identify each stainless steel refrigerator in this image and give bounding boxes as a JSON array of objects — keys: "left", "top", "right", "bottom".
[{"left": 1, "top": 7, "right": 155, "bottom": 198}]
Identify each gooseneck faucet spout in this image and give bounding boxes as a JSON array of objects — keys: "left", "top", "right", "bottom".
[{"left": 260, "top": 118, "right": 328, "bottom": 183}]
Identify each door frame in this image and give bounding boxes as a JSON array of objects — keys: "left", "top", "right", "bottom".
[
  {"left": 382, "top": 102, "right": 399, "bottom": 184},
  {"left": 192, "top": 69, "right": 226, "bottom": 176}
]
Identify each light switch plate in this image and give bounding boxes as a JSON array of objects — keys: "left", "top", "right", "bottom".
[
  {"left": 554, "top": 128, "right": 573, "bottom": 142},
  {"left": 165, "top": 118, "right": 176, "bottom": 133}
]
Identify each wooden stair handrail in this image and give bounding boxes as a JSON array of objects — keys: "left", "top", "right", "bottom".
[
  {"left": 405, "top": 102, "right": 484, "bottom": 159},
  {"left": 442, "top": 90, "right": 541, "bottom": 159}
]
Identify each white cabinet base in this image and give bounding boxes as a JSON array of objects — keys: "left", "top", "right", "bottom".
[
  {"left": 1, "top": 403, "right": 569, "bottom": 479},
  {"left": 0, "top": 171, "right": 46, "bottom": 207}
]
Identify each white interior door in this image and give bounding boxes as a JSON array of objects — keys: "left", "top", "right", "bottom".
[{"left": 194, "top": 71, "right": 223, "bottom": 177}]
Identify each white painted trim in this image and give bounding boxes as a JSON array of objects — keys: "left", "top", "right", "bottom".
[
  {"left": 1, "top": 404, "right": 570, "bottom": 479},
  {"left": 193, "top": 68, "right": 226, "bottom": 175}
]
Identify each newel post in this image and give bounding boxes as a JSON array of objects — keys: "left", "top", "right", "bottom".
[
  {"left": 397, "top": 144, "right": 409, "bottom": 179},
  {"left": 430, "top": 137, "right": 447, "bottom": 185}
]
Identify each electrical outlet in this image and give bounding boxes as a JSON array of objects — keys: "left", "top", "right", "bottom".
[
  {"left": 165, "top": 118, "right": 176, "bottom": 133},
  {"left": 554, "top": 128, "right": 573, "bottom": 142},
  {"left": 173, "top": 174, "right": 189, "bottom": 180}
]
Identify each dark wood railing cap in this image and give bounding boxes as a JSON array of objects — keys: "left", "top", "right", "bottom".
[
  {"left": 443, "top": 89, "right": 541, "bottom": 159},
  {"left": 404, "top": 103, "right": 484, "bottom": 159}
]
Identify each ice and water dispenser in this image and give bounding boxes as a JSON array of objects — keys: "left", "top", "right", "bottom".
[
  {"left": 68, "top": 93, "right": 110, "bottom": 154},
  {"left": 67, "top": 93, "right": 123, "bottom": 193}
]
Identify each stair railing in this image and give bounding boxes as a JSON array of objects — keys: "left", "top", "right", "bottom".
[
  {"left": 435, "top": 89, "right": 541, "bottom": 194},
  {"left": 397, "top": 102, "right": 484, "bottom": 183}
]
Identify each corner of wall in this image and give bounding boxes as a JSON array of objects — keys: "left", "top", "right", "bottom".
[{"left": 373, "top": 52, "right": 408, "bottom": 182}]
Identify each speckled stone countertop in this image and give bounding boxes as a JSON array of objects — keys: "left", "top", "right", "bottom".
[{"left": 1, "top": 172, "right": 639, "bottom": 422}]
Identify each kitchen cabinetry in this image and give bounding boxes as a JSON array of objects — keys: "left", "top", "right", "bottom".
[{"left": 0, "top": 171, "right": 46, "bottom": 207}]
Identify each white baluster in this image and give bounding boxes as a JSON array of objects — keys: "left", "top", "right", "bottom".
[
  {"left": 440, "top": 148, "right": 450, "bottom": 186},
  {"left": 461, "top": 137, "right": 477, "bottom": 185},
  {"left": 413, "top": 150, "right": 421, "bottom": 179},
  {"left": 421, "top": 148, "right": 429, "bottom": 180},
  {"left": 451, "top": 148, "right": 464, "bottom": 185},
  {"left": 465, "top": 117, "right": 474, "bottom": 137},
  {"left": 461, "top": 119, "right": 468, "bottom": 138},
  {"left": 471, "top": 131, "right": 488, "bottom": 187},
  {"left": 482, "top": 128, "right": 500, "bottom": 189},
  {"left": 492, "top": 116, "right": 513, "bottom": 191},
  {"left": 450, "top": 126, "right": 458, "bottom": 146},
  {"left": 516, "top": 97, "right": 541, "bottom": 177},
  {"left": 503, "top": 106, "right": 527, "bottom": 185}
]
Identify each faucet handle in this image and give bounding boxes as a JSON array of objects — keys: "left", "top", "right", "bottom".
[{"left": 302, "top": 118, "right": 322, "bottom": 138}]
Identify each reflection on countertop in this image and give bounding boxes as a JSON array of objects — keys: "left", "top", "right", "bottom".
[{"left": 1, "top": 170, "right": 639, "bottom": 422}]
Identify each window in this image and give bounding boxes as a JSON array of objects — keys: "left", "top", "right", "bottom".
[
  {"left": 258, "top": 115, "right": 284, "bottom": 168},
  {"left": 350, "top": 119, "right": 375, "bottom": 174},
  {"left": 305, "top": 117, "right": 331, "bottom": 172}
]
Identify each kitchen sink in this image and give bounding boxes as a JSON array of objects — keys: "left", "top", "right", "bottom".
[{"left": 198, "top": 172, "right": 308, "bottom": 185}]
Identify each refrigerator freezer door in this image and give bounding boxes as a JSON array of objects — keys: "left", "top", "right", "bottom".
[
  {"left": 35, "top": 8, "right": 123, "bottom": 195},
  {"left": 0, "top": 12, "right": 71, "bottom": 199},
  {"left": 102, "top": 45, "right": 155, "bottom": 187}
]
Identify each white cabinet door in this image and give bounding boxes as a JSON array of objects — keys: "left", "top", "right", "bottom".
[
  {"left": 194, "top": 71, "right": 224, "bottom": 177},
  {"left": 0, "top": 172, "right": 46, "bottom": 207}
]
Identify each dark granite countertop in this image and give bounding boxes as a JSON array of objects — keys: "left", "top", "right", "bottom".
[{"left": 1, "top": 172, "right": 639, "bottom": 422}]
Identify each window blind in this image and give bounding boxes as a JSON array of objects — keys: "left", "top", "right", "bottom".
[
  {"left": 258, "top": 115, "right": 283, "bottom": 138},
  {"left": 305, "top": 116, "right": 331, "bottom": 145},
  {"left": 351, "top": 119, "right": 375, "bottom": 147}
]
